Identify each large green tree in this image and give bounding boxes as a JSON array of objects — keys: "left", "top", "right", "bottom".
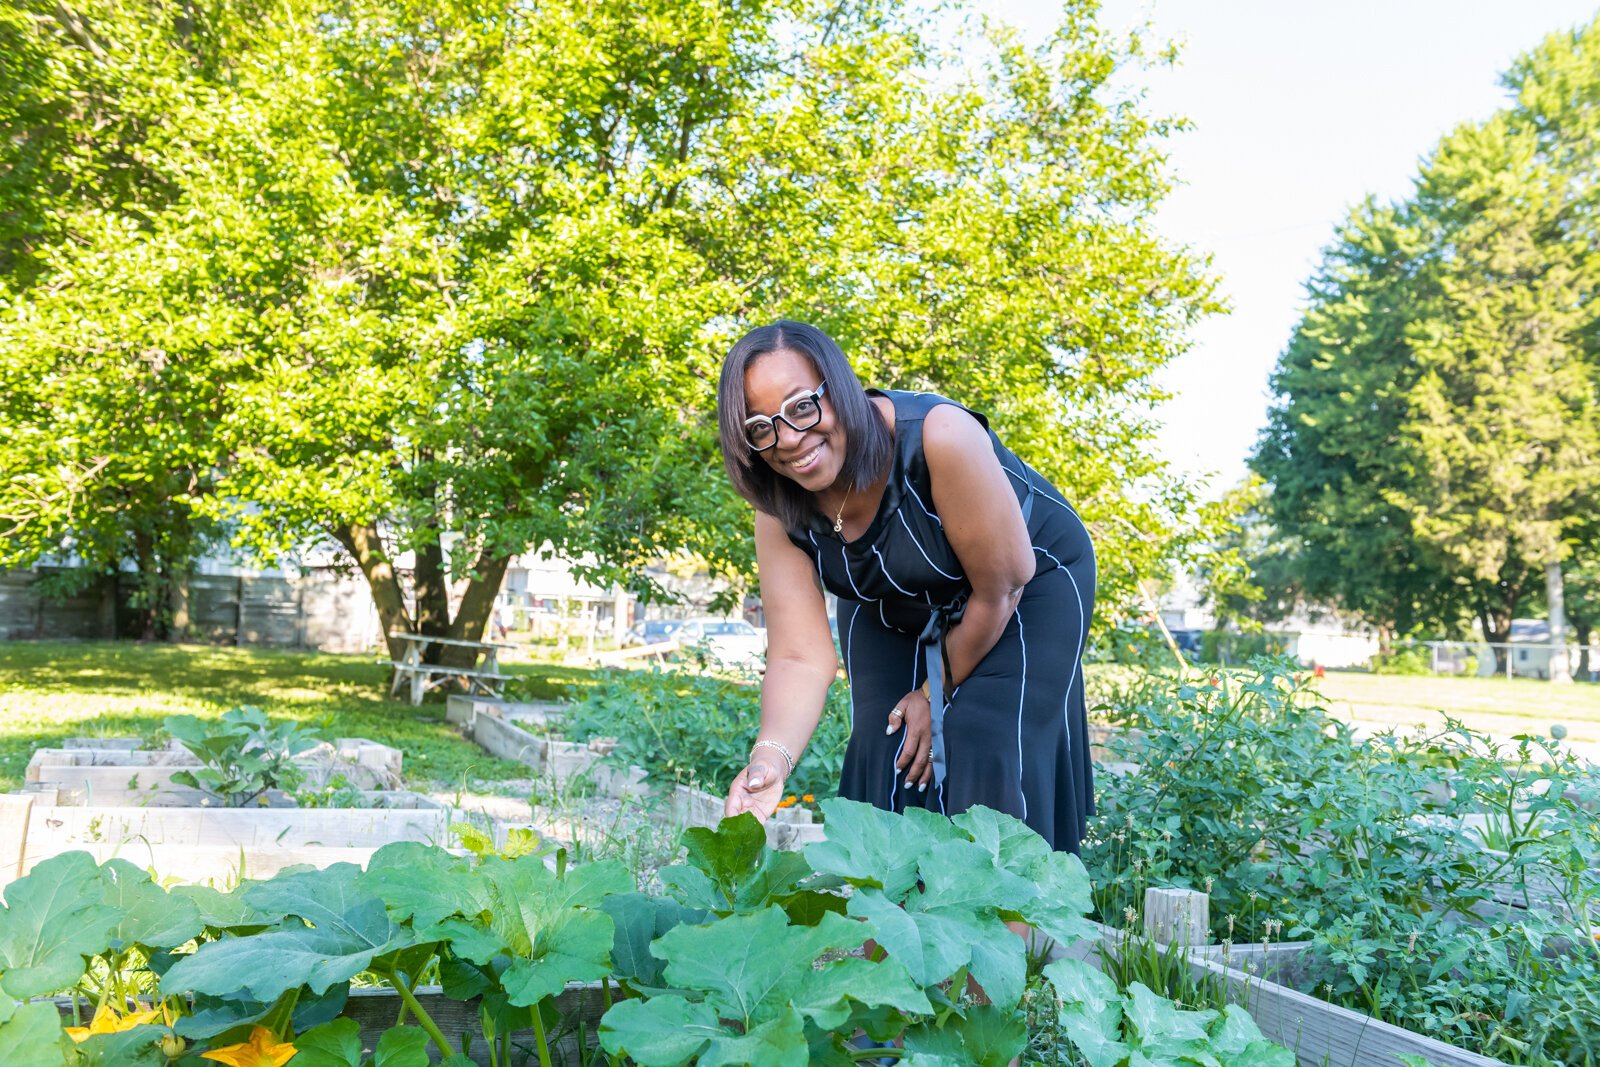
[
  {"left": 2, "top": 0, "right": 1221, "bottom": 661},
  {"left": 1253, "top": 18, "right": 1600, "bottom": 665}
]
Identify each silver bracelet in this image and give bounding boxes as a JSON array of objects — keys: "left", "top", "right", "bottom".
[{"left": 750, "top": 739, "right": 795, "bottom": 778}]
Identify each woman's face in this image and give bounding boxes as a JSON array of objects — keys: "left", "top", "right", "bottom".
[{"left": 743, "top": 348, "right": 846, "bottom": 492}]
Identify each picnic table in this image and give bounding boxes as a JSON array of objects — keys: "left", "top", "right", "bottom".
[{"left": 387, "top": 632, "right": 514, "bottom": 705}]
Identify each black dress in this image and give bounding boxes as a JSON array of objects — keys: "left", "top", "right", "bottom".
[{"left": 786, "top": 390, "right": 1097, "bottom": 853}]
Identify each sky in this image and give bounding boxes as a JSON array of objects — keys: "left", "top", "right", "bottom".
[{"left": 975, "top": 0, "right": 1600, "bottom": 494}]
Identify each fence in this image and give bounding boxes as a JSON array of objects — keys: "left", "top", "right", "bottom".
[
  {"left": 0, "top": 567, "right": 379, "bottom": 654},
  {"left": 1412, "top": 640, "right": 1598, "bottom": 682}
]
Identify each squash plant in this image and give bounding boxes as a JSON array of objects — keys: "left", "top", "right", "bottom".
[{"left": 0, "top": 801, "right": 1292, "bottom": 1066}]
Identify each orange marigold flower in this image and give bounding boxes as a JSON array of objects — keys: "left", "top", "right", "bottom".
[
  {"left": 802, "top": 794, "right": 815, "bottom": 803},
  {"left": 777, "top": 795, "right": 797, "bottom": 808},
  {"left": 199, "top": 1026, "right": 297, "bottom": 1067}
]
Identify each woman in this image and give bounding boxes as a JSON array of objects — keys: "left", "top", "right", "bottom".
[{"left": 718, "top": 321, "right": 1096, "bottom": 853}]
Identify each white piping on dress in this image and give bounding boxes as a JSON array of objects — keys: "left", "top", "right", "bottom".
[
  {"left": 897, "top": 511, "right": 961, "bottom": 580},
  {"left": 1015, "top": 606, "right": 1028, "bottom": 821},
  {"left": 872, "top": 545, "right": 915, "bottom": 597},
  {"left": 904, "top": 474, "right": 943, "bottom": 528},
  {"left": 1034, "top": 546, "right": 1088, "bottom": 749}
]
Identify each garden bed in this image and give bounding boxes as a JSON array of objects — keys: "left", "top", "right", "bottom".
[
  {"left": 454, "top": 696, "right": 824, "bottom": 850},
  {"left": 1184, "top": 941, "right": 1505, "bottom": 1067},
  {"left": 24, "top": 736, "right": 402, "bottom": 804},
  {"left": 11, "top": 790, "right": 450, "bottom": 883}
]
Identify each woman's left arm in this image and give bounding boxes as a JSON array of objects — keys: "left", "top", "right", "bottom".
[{"left": 924, "top": 404, "right": 1036, "bottom": 687}]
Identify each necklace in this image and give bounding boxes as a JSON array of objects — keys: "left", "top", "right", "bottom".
[{"left": 832, "top": 484, "right": 852, "bottom": 534}]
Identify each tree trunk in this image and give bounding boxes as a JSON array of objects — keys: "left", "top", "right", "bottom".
[
  {"left": 332, "top": 523, "right": 413, "bottom": 661},
  {"left": 133, "top": 528, "right": 159, "bottom": 642},
  {"left": 446, "top": 548, "right": 512, "bottom": 666},
  {"left": 1376, "top": 624, "right": 1393, "bottom": 659},
  {"left": 1545, "top": 560, "right": 1571, "bottom": 683},
  {"left": 1577, "top": 622, "right": 1592, "bottom": 681}
]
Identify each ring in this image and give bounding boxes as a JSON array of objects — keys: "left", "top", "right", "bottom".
[{"left": 889, "top": 707, "right": 905, "bottom": 718}]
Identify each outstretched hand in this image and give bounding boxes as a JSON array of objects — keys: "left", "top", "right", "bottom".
[{"left": 724, "top": 756, "right": 787, "bottom": 823}]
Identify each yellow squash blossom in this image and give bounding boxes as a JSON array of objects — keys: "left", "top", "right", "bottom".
[
  {"left": 64, "top": 1002, "right": 163, "bottom": 1042},
  {"left": 199, "top": 1026, "right": 297, "bottom": 1067}
]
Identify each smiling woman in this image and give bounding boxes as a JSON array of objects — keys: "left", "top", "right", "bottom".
[{"left": 715, "top": 321, "right": 1099, "bottom": 854}]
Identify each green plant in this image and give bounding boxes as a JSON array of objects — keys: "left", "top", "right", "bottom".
[
  {"left": 1084, "top": 660, "right": 1600, "bottom": 1065},
  {"left": 293, "top": 774, "right": 371, "bottom": 810},
  {"left": 562, "top": 666, "right": 850, "bottom": 803},
  {"left": 0, "top": 801, "right": 1290, "bottom": 1067},
  {"left": 1370, "top": 646, "right": 1433, "bottom": 675},
  {"left": 162, "top": 706, "right": 324, "bottom": 807}
]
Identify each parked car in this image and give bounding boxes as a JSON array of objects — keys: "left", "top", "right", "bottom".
[
  {"left": 622, "top": 619, "right": 683, "bottom": 647},
  {"left": 676, "top": 617, "right": 766, "bottom": 669}
]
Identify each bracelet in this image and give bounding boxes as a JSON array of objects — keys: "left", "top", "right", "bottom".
[{"left": 750, "top": 739, "right": 795, "bottom": 778}]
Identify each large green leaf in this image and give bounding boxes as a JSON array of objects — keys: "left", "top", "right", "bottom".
[
  {"left": 290, "top": 1017, "right": 363, "bottom": 1067},
  {"left": 951, "top": 807, "right": 1052, "bottom": 875},
  {"left": 915, "top": 839, "right": 1039, "bottom": 915},
  {"left": 846, "top": 891, "right": 970, "bottom": 991},
  {"left": 788, "top": 956, "right": 932, "bottom": 1031},
  {"left": 169, "top": 884, "right": 275, "bottom": 930},
  {"left": 698, "top": 1007, "right": 808, "bottom": 1067},
  {"left": 805, "top": 800, "right": 936, "bottom": 900},
  {"left": 359, "top": 844, "right": 492, "bottom": 929},
  {"left": 904, "top": 1004, "right": 1028, "bottom": 1067},
  {"left": 98, "top": 859, "right": 204, "bottom": 951},
  {"left": 654, "top": 907, "right": 862, "bottom": 1028},
  {"left": 373, "top": 1026, "right": 432, "bottom": 1067},
  {"left": 163, "top": 867, "right": 410, "bottom": 1001},
  {"left": 499, "top": 907, "right": 615, "bottom": 1006},
  {"left": 1210, "top": 1006, "right": 1295, "bottom": 1067},
  {"left": 1015, "top": 852, "right": 1098, "bottom": 947},
  {"left": 0, "top": 852, "right": 119, "bottom": 997},
  {"left": 600, "top": 996, "right": 722, "bottom": 1066},
  {"left": 0, "top": 1001, "right": 67, "bottom": 1067},
  {"left": 600, "top": 893, "right": 706, "bottom": 987},
  {"left": 175, "top": 983, "right": 348, "bottom": 1041}
]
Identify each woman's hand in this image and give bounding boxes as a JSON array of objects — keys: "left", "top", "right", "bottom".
[
  {"left": 888, "top": 688, "right": 933, "bottom": 791},
  {"left": 725, "top": 755, "right": 787, "bottom": 823}
]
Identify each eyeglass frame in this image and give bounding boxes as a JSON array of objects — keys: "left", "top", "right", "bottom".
[{"left": 743, "top": 380, "right": 829, "bottom": 453}]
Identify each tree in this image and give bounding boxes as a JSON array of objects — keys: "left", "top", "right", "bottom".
[
  {"left": 2, "top": 0, "right": 1222, "bottom": 661},
  {"left": 1253, "top": 19, "right": 1600, "bottom": 666},
  {"left": 1252, "top": 202, "right": 1471, "bottom": 650},
  {"left": 1389, "top": 112, "right": 1600, "bottom": 669}
]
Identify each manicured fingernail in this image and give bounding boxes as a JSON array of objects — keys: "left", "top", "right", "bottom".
[
  {"left": 918, "top": 782, "right": 927, "bottom": 792},
  {"left": 885, "top": 723, "right": 896, "bottom": 734},
  {"left": 749, "top": 776, "right": 764, "bottom": 789}
]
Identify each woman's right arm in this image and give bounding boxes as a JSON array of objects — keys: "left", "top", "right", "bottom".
[{"left": 724, "top": 510, "right": 840, "bottom": 821}]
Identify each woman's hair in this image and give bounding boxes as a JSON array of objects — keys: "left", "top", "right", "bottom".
[{"left": 717, "top": 320, "right": 892, "bottom": 529}]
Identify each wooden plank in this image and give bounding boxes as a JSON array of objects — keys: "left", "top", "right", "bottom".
[
  {"left": 24, "top": 804, "right": 451, "bottom": 861},
  {"left": 469, "top": 713, "right": 548, "bottom": 769},
  {"left": 0, "top": 794, "right": 34, "bottom": 889},
  {"left": 1181, "top": 943, "right": 1503, "bottom": 1067},
  {"left": 22, "top": 843, "right": 390, "bottom": 885}
]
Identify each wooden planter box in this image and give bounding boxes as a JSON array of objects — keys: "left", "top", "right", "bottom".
[
  {"left": 1179, "top": 940, "right": 1504, "bottom": 1067},
  {"left": 53, "top": 983, "right": 606, "bottom": 1067},
  {"left": 445, "top": 695, "right": 566, "bottom": 727},
  {"left": 26, "top": 738, "right": 403, "bottom": 804},
  {"left": 9, "top": 791, "right": 449, "bottom": 885}
]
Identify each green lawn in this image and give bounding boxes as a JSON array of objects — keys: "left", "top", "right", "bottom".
[
  {"left": 1310, "top": 670, "right": 1600, "bottom": 747},
  {"left": 0, "top": 641, "right": 602, "bottom": 792}
]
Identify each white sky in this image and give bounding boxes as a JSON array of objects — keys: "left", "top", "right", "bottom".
[{"left": 977, "top": 0, "right": 1600, "bottom": 494}]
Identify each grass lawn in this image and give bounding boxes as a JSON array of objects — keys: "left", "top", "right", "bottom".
[
  {"left": 1311, "top": 669, "right": 1600, "bottom": 748},
  {"left": 0, "top": 640, "right": 603, "bottom": 792}
]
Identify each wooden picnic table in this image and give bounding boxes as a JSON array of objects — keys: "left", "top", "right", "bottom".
[{"left": 387, "top": 632, "right": 515, "bottom": 705}]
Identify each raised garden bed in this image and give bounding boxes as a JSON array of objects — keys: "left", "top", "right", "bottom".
[
  {"left": 1184, "top": 940, "right": 1505, "bottom": 1067},
  {"left": 452, "top": 696, "right": 824, "bottom": 850},
  {"left": 10, "top": 789, "right": 450, "bottom": 883},
  {"left": 25, "top": 736, "right": 402, "bottom": 804}
]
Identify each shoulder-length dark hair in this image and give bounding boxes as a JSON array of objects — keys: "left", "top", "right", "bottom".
[{"left": 717, "top": 321, "right": 892, "bottom": 529}]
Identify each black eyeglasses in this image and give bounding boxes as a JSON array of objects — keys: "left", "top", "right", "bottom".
[{"left": 743, "top": 381, "right": 827, "bottom": 452}]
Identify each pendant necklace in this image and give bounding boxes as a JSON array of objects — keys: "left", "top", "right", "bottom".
[{"left": 832, "top": 484, "right": 852, "bottom": 534}]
